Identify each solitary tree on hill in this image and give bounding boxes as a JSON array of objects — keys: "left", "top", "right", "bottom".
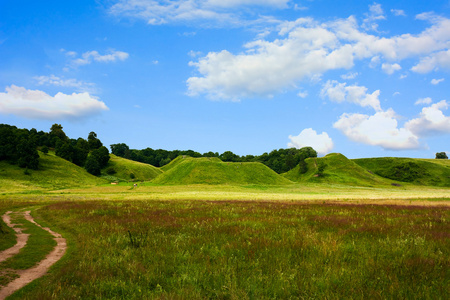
[{"left": 435, "top": 152, "right": 448, "bottom": 159}]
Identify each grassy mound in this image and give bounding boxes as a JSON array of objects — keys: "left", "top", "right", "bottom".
[
  {"left": 101, "top": 154, "right": 162, "bottom": 182},
  {"left": 354, "top": 157, "right": 450, "bottom": 187},
  {"left": 0, "top": 151, "right": 107, "bottom": 192},
  {"left": 152, "top": 156, "right": 292, "bottom": 185},
  {"left": 284, "top": 153, "right": 391, "bottom": 186}
]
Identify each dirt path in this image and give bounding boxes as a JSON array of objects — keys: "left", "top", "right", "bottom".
[{"left": 0, "top": 210, "right": 66, "bottom": 300}]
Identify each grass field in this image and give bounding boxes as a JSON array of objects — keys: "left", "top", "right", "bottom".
[
  {"left": 0, "top": 154, "right": 449, "bottom": 298},
  {"left": 0, "top": 198, "right": 448, "bottom": 299}
]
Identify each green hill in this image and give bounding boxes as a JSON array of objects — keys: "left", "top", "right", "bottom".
[
  {"left": 0, "top": 151, "right": 107, "bottom": 192},
  {"left": 101, "top": 154, "right": 162, "bottom": 182},
  {"left": 283, "top": 153, "right": 392, "bottom": 186},
  {"left": 152, "top": 156, "right": 292, "bottom": 185},
  {"left": 354, "top": 157, "right": 450, "bottom": 187}
]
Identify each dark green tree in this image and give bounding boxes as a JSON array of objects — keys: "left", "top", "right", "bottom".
[
  {"left": 85, "top": 155, "right": 101, "bottom": 176},
  {"left": 88, "top": 132, "right": 103, "bottom": 150},
  {"left": 436, "top": 152, "right": 448, "bottom": 159},
  {"left": 91, "top": 146, "right": 110, "bottom": 168},
  {"left": 16, "top": 139, "right": 39, "bottom": 170},
  {"left": 49, "top": 124, "right": 68, "bottom": 144},
  {"left": 110, "top": 143, "right": 130, "bottom": 157}
]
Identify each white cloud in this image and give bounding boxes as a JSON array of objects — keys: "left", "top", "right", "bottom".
[
  {"left": 406, "top": 100, "right": 450, "bottom": 136},
  {"left": 431, "top": 78, "right": 445, "bottom": 85},
  {"left": 411, "top": 50, "right": 450, "bottom": 73},
  {"left": 391, "top": 9, "right": 406, "bottom": 17},
  {"left": 362, "top": 2, "right": 386, "bottom": 31},
  {"left": 333, "top": 109, "right": 421, "bottom": 150},
  {"left": 71, "top": 50, "right": 129, "bottom": 67},
  {"left": 320, "top": 80, "right": 382, "bottom": 111},
  {"left": 109, "top": 0, "right": 290, "bottom": 26},
  {"left": 0, "top": 85, "right": 108, "bottom": 120},
  {"left": 381, "top": 62, "right": 401, "bottom": 74},
  {"left": 34, "top": 75, "right": 96, "bottom": 93},
  {"left": 187, "top": 12, "right": 450, "bottom": 100},
  {"left": 288, "top": 128, "right": 334, "bottom": 156},
  {"left": 415, "top": 97, "right": 433, "bottom": 105}
]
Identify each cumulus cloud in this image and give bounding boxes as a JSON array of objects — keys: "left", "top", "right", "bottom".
[
  {"left": 333, "top": 109, "right": 421, "bottom": 150},
  {"left": 411, "top": 50, "right": 450, "bottom": 73},
  {"left": 320, "top": 81, "right": 382, "bottom": 111},
  {"left": 406, "top": 100, "right": 450, "bottom": 136},
  {"left": 0, "top": 85, "right": 108, "bottom": 120},
  {"left": 187, "top": 10, "right": 450, "bottom": 100},
  {"left": 288, "top": 128, "right": 334, "bottom": 156},
  {"left": 109, "top": 0, "right": 290, "bottom": 26},
  {"left": 71, "top": 50, "right": 129, "bottom": 67},
  {"left": 381, "top": 62, "right": 401, "bottom": 74}
]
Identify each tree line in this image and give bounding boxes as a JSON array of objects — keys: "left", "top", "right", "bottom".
[
  {"left": 110, "top": 143, "right": 318, "bottom": 174},
  {"left": 0, "top": 123, "right": 109, "bottom": 175}
]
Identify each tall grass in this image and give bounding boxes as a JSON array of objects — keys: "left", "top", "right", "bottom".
[{"left": 13, "top": 200, "right": 449, "bottom": 299}]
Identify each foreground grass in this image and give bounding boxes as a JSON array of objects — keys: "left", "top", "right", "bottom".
[{"left": 7, "top": 199, "right": 448, "bottom": 299}]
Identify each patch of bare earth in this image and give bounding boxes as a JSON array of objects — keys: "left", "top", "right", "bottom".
[{"left": 0, "top": 211, "right": 66, "bottom": 299}]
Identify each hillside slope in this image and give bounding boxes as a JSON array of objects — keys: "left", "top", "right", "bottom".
[
  {"left": 0, "top": 151, "right": 107, "bottom": 192},
  {"left": 101, "top": 154, "right": 162, "bottom": 182},
  {"left": 153, "top": 156, "right": 292, "bottom": 185},
  {"left": 354, "top": 157, "right": 450, "bottom": 187},
  {"left": 283, "top": 153, "right": 392, "bottom": 186}
]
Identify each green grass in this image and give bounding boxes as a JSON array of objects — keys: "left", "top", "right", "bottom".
[
  {"left": 0, "top": 151, "right": 107, "bottom": 193},
  {"left": 0, "top": 214, "right": 16, "bottom": 252},
  {"left": 0, "top": 210, "right": 56, "bottom": 271},
  {"left": 153, "top": 156, "right": 292, "bottom": 185},
  {"left": 11, "top": 200, "right": 449, "bottom": 299},
  {"left": 354, "top": 157, "right": 450, "bottom": 187},
  {"left": 284, "top": 153, "right": 394, "bottom": 186},
  {"left": 101, "top": 154, "right": 163, "bottom": 182}
]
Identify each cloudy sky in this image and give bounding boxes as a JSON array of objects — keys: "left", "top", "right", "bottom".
[{"left": 1, "top": 0, "right": 449, "bottom": 158}]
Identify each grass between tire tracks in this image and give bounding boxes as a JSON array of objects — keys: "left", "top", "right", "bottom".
[{"left": 0, "top": 209, "right": 57, "bottom": 290}]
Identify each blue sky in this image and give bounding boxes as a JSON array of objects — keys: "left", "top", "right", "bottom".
[{"left": 1, "top": 0, "right": 449, "bottom": 158}]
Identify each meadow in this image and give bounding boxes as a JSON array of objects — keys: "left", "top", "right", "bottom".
[
  {"left": 1, "top": 153, "right": 449, "bottom": 298},
  {"left": 0, "top": 197, "right": 448, "bottom": 299}
]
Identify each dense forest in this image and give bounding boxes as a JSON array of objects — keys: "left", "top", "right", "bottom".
[{"left": 0, "top": 124, "right": 109, "bottom": 175}]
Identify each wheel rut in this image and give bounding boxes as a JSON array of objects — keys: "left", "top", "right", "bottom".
[{"left": 0, "top": 210, "right": 66, "bottom": 299}]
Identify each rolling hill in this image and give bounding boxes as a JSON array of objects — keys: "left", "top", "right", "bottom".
[
  {"left": 101, "top": 154, "right": 163, "bottom": 182},
  {"left": 0, "top": 151, "right": 108, "bottom": 192},
  {"left": 152, "top": 156, "right": 293, "bottom": 185},
  {"left": 354, "top": 157, "right": 450, "bottom": 187},
  {"left": 283, "top": 153, "right": 393, "bottom": 186}
]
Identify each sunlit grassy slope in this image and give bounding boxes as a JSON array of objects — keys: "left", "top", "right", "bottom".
[
  {"left": 101, "top": 154, "right": 162, "bottom": 182},
  {"left": 354, "top": 157, "right": 450, "bottom": 187},
  {"left": 0, "top": 151, "right": 107, "bottom": 192},
  {"left": 283, "top": 153, "right": 393, "bottom": 186},
  {"left": 153, "top": 156, "right": 292, "bottom": 185}
]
